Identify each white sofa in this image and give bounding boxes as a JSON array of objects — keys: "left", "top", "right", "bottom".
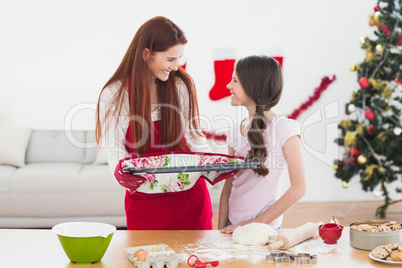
[{"left": 0, "top": 128, "right": 127, "bottom": 228}]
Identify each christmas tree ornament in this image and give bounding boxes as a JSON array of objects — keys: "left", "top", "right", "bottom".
[
  {"left": 359, "top": 36, "right": 368, "bottom": 45},
  {"left": 381, "top": 85, "right": 392, "bottom": 99},
  {"left": 364, "top": 108, "right": 375, "bottom": 120},
  {"left": 333, "top": 164, "right": 338, "bottom": 171},
  {"left": 367, "top": 124, "right": 376, "bottom": 135},
  {"left": 374, "top": 5, "right": 379, "bottom": 12},
  {"left": 347, "top": 103, "right": 356, "bottom": 113},
  {"left": 384, "top": 66, "right": 392, "bottom": 74},
  {"left": 350, "top": 92, "right": 356, "bottom": 102},
  {"left": 369, "top": 78, "right": 380, "bottom": 90},
  {"left": 394, "top": 127, "right": 402, "bottom": 135},
  {"left": 364, "top": 164, "right": 381, "bottom": 181},
  {"left": 374, "top": 11, "right": 382, "bottom": 23},
  {"left": 373, "top": 190, "right": 382, "bottom": 197},
  {"left": 350, "top": 65, "right": 356, "bottom": 71},
  {"left": 344, "top": 132, "right": 357, "bottom": 147},
  {"left": 340, "top": 120, "right": 353, "bottom": 129},
  {"left": 365, "top": 51, "right": 376, "bottom": 61},
  {"left": 358, "top": 77, "right": 370, "bottom": 89},
  {"left": 378, "top": 1, "right": 388, "bottom": 9},
  {"left": 381, "top": 25, "right": 391, "bottom": 37},
  {"left": 375, "top": 44, "right": 384, "bottom": 54},
  {"left": 342, "top": 181, "right": 349, "bottom": 188},
  {"left": 349, "top": 147, "right": 360, "bottom": 157},
  {"left": 369, "top": 14, "right": 376, "bottom": 26},
  {"left": 357, "top": 155, "right": 367, "bottom": 165},
  {"left": 356, "top": 124, "right": 365, "bottom": 135}
]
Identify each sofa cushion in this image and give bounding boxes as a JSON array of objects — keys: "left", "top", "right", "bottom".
[
  {"left": 79, "top": 164, "right": 120, "bottom": 190},
  {"left": 0, "top": 127, "right": 32, "bottom": 167},
  {"left": 25, "top": 130, "right": 86, "bottom": 163},
  {"left": 0, "top": 165, "right": 17, "bottom": 192},
  {"left": 84, "top": 131, "right": 98, "bottom": 164}
]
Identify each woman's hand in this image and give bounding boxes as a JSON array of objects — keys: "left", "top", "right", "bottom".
[{"left": 114, "top": 162, "right": 146, "bottom": 193}]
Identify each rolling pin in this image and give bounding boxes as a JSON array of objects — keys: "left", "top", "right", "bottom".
[{"left": 267, "top": 222, "right": 323, "bottom": 251}]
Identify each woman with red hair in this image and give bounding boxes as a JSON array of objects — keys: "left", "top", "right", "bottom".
[{"left": 96, "top": 16, "right": 212, "bottom": 230}]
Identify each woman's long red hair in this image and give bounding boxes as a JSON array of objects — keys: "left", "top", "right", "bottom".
[{"left": 95, "top": 16, "right": 202, "bottom": 154}]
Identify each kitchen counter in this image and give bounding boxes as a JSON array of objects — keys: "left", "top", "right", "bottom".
[{"left": 0, "top": 227, "right": 394, "bottom": 267}]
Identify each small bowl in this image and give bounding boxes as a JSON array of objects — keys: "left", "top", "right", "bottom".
[
  {"left": 319, "top": 224, "right": 344, "bottom": 244},
  {"left": 321, "top": 223, "right": 340, "bottom": 229},
  {"left": 52, "top": 222, "right": 116, "bottom": 265}
]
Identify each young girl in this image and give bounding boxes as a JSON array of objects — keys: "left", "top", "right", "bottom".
[
  {"left": 218, "top": 55, "right": 306, "bottom": 233},
  {"left": 95, "top": 16, "right": 212, "bottom": 230}
]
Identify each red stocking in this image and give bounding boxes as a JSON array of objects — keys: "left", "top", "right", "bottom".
[
  {"left": 272, "top": 56, "right": 283, "bottom": 68},
  {"left": 209, "top": 59, "right": 235, "bottom": 101}
]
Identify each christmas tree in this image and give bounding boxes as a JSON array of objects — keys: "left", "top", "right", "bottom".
[{"left": 334, "top": 0, "right": 402, "bottom": 219}]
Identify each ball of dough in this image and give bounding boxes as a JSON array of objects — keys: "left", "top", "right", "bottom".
[{"left": 232, "top": 222, "right": 278, "bottom": 246}]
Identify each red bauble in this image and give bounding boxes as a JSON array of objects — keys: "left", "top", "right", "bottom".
[
  {"left": 349, "top": 148, "right": 360, "bottom": 157},
  {"left": 358, "top": 77, "right": 370, "bottom": 89},
  {"left": 367, "top": 124, "right": 376, "bottom": 135},
  {"left": 374, "top": 5, "right": 379, "bottom": 11},
  {"left": 365, "top": 109, "right": 375, "bottom": 120}
]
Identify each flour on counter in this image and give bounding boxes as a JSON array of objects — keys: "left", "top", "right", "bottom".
[
  {"left": 179, "top": 236, "right": 354, "bottom": 265},
  {"left": 180, "top": 237, "right": 270, "bottom": 264},
  {"left": 289, "top": 239, "right": 353, "bottom": 255}
]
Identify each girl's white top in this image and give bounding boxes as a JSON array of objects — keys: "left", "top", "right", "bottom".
[
  {"left": 98, "top": 80, "right": 211, "bottom": 175},
  {"left": 227, "top": 115, "right": 301, "bottom": 229}
]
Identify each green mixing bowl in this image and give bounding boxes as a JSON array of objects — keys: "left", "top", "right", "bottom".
[{"left": 52, "top": 222, "right": 116, "bottom": 265}]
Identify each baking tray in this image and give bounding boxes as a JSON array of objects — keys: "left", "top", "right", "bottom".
[{"left": 123, "top": 162, "right": 259, "bottom": 174}]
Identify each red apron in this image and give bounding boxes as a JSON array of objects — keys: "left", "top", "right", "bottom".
[{"left": 124, "top": 120, "right": 213, "bottom": 230}]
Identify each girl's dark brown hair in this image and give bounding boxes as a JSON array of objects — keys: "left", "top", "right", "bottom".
[
  {"left": 236, "top": 55, "right": 283, "bottom": 176},
  {"left": 95, "top": 16, "right": 202, "bottom": 154}
]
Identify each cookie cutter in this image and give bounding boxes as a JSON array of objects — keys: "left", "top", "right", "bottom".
[
  {"left": 294, "top": 253, "right": 317, "bottom": 264},
  {"left": 266, "top": 252, "right": 317, "bottom": 264},
  {"left": 266, "top": 252, "right": 293, "bottom": 263}
]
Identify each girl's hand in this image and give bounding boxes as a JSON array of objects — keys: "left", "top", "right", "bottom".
[
  {"left": 220, "top": 223, "right": 241, "bottom": 234},
  {"left": 220, "top": 219, "right": 255, "bottom": 234}
]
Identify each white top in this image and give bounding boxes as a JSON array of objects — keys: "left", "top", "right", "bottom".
[
  {"left": 98, "top": 80, "right": 212, "bottom": 175},
  {"left": 227, "top": 115, "right": 301, "bottom": 229}
]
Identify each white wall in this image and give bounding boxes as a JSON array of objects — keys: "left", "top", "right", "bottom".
[{"left": 2, "top": 0, "right": 399, "bottom": 202}]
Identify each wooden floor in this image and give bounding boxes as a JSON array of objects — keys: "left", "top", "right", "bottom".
[{"left": 212, "top": 200, "right": 402, "bottom": 229}]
